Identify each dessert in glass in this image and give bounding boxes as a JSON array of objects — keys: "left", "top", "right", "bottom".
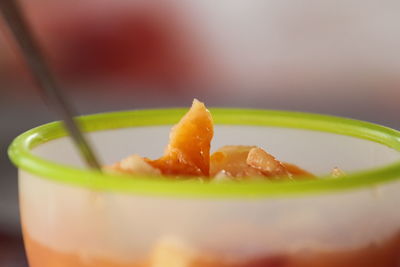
[{"left": 8, "top": 100, "right": 400, "bottom": 266}]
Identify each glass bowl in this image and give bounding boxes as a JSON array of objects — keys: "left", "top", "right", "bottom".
[{"left": 8, "top": 108, "right": 400, "bottom": 267}]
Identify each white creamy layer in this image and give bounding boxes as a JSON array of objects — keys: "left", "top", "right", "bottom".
[{"left": 20, "top": 171, "right": 400, "bottom": 263}]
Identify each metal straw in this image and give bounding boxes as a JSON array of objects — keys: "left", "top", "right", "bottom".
[{"left": 0, "top": 0, "right": 102, "bottom": 170}]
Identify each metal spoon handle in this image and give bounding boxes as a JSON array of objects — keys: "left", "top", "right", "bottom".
[{"left": 0, "top": 0, "right": 102, "bottom": 170}]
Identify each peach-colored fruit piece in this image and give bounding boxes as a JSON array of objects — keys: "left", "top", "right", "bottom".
[
  {"left": 104, "top": 155, "right": 161, "bottom": 176},
  {"left": 282, "top": 162, "right": 315, "bottom": 178},
  {"left": 148, "top": 99, "right": 213, "bottom": 177},
  {"left": 211, "top": 146, "right": 314, "bottom": 180},
  {"left": 246, "top": 147, "right": 290, "bottom": 178},
  {"left": 106, "top": 100, "right": 314, "bottom": 180},
  {"left": 210, "top": 146, "right": 264, "bottom": 178}
]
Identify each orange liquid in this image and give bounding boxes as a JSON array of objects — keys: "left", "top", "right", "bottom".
[
  {"left": 23, "top": 233, "right": 146, "bottom": 267},
  {"left": 23, "top": 230, "right": 400, "bottom": 267}
]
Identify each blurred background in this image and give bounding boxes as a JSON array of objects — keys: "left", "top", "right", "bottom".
[{"left": 1, "top": 0, "right": 400, "bottom": 265}]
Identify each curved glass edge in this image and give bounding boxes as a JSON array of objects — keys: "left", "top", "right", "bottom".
[{"left": 8, "top": 108, "right": 400, "bottom": 198}]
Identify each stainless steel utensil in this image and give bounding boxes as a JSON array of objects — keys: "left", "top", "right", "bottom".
[{"left": 0, "top": 0, "right": 102, "bottom": 170}]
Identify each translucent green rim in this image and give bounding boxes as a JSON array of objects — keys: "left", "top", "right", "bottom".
[{"left": 8, "top": 108, "right": 400, "bottom": 198}]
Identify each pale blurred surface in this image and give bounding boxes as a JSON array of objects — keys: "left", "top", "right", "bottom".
[{"left": 1, "top": 1, "right": 400, "bottom": 266}]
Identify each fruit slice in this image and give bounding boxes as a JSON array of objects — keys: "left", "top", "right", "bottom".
[
  {"left": 105, "top": 99, "right": 315, "bottom": 180},
  {"left": 282, "top": 162, "right": 315, "bottom": 179},
  {"left": 246, "top": 147, "right": 290, "bottom": 178},
  {"left": 210, "top": 146, "right": 264, "bottom": 179},
  {"left": 148, "top": 99, "right": 214, "bottom": 176},
  {"left": 210, "top": 146, "right": 314, "bottom": 180},
  {"left": 104, "top": 155, "right": 161, "bottom": 176},
  {"left": 210, "top": 146, "right": 291, "bottom": 180}
]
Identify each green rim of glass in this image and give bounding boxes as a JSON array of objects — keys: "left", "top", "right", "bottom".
[{"left": 8, "top": 108, "right": 400, "bottom": 198}]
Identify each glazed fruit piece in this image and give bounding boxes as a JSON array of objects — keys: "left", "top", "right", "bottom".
[
  {"left": 210, "top": 146, "right": 314, "bottom": 180},
  {"left": 104, "top": 155, "right": 161, "bottom": 176},
  {"left": 107, "top": 99, "right": 315, "bottom": 180},
  {"left": 282, "top": 162, "right": 315, "bottom": 178},
  {"left": 148, "top": 99, "right": 213, "bottom": 177}
]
